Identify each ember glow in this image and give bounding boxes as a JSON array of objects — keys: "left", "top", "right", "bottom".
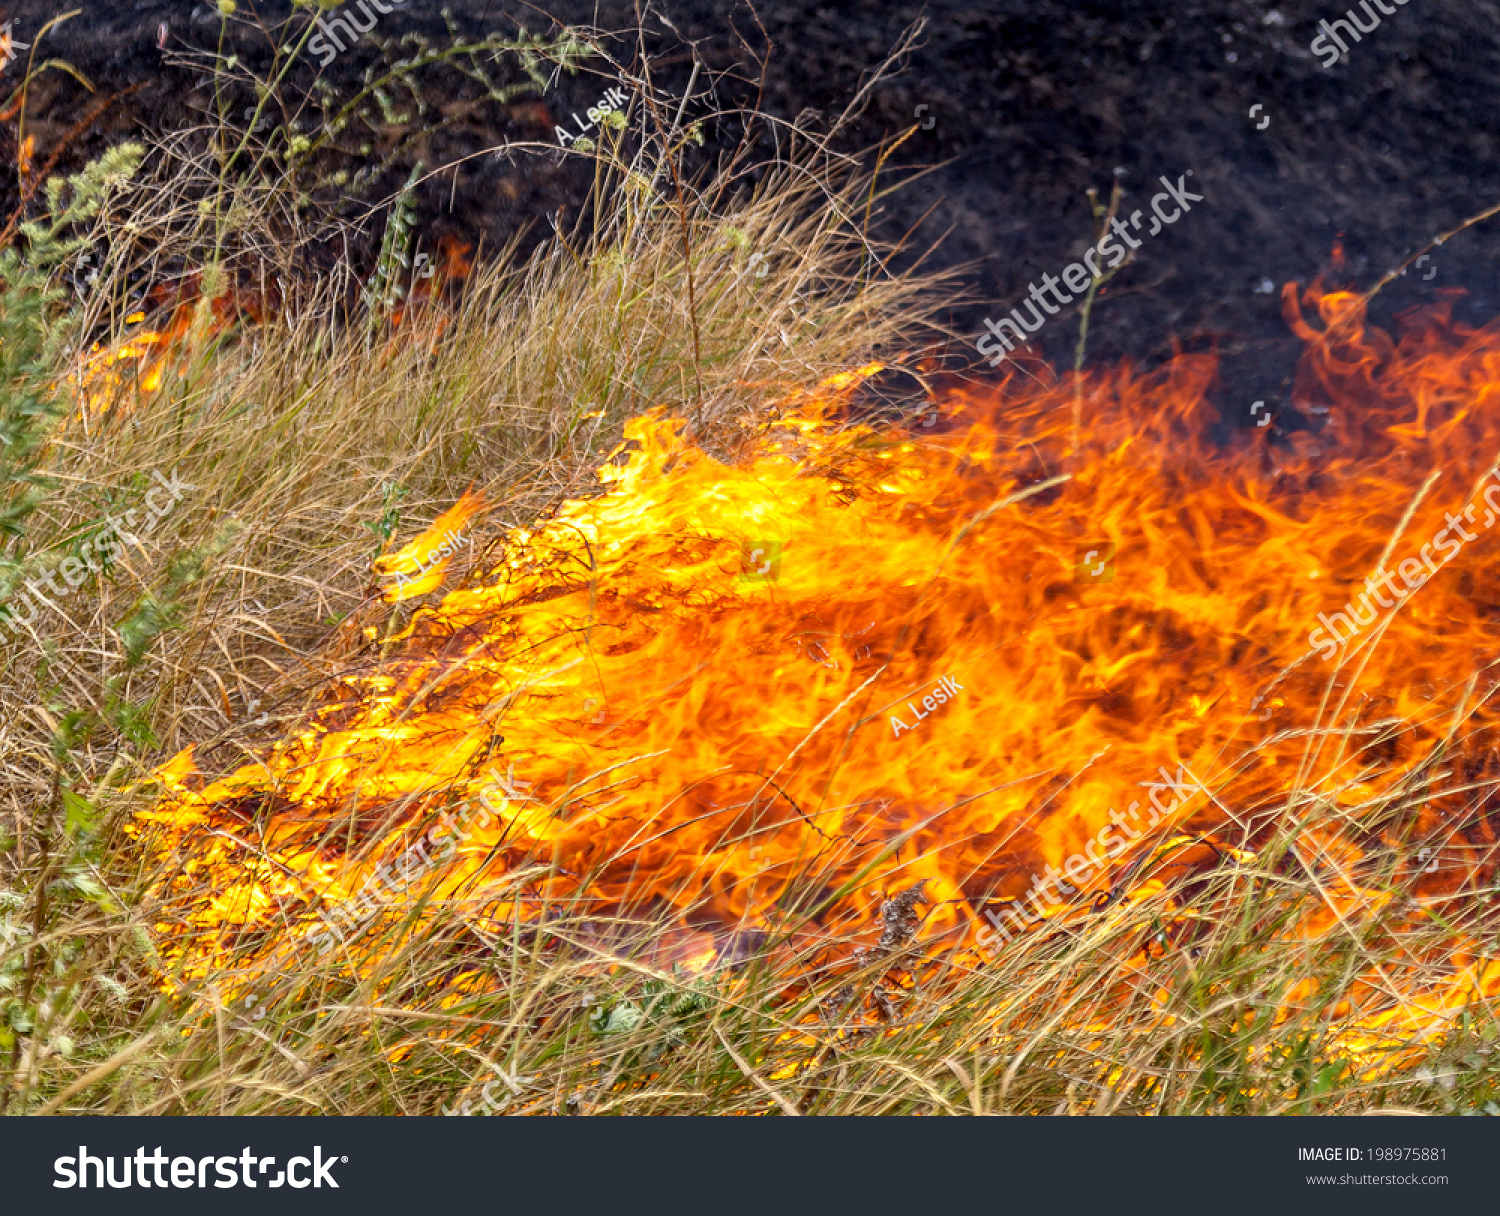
[
  {"left": 66, "top": 242, "right": 463, "bottom": 419},
  {"left": 67, "top": 273, "right": 259, "bottom": 418},
  {"left": 69, "top": 314, "right": 177, "bottom": 417},
  {"left": 136, "top": 283, "right": 1500, "bottom": 1061}
]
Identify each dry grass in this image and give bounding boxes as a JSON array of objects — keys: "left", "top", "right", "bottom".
[
  {"left": 24, "top": 773, "right": 1498, "bottom": 1116},
  {"left": 0, "top": 21, "right": 965, "bottom": 1110},
  {"left": 3, "top": 12, "right": 1496, "bottom": 1120}
]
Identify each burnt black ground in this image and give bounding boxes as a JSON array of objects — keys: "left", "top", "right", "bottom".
[{"left": 8, "top": 0, "right": 1500, "bottom": 423}]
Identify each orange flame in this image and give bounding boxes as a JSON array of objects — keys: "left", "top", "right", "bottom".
[
  {"left": 68, "top": 274, "right": 266, "bottom": 418},
  {"left": 388, "top": 236, "right": 473, "bottom": 332},
  {"left": 373, "top": 490, "right": 485, "bottom": 602},
  {"left": 136, "top": 283, "right": 1500, "bottom": 1065}
]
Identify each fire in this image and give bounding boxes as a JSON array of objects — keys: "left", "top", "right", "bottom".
[
  {"left": 374, "top": 489, "right": 485, "bottom": 602},
  {"left": 135, "top": 281, "right": 1500, "bottom": 1066},
  {"left": 69, "top": 241, "right": 471, "bottom": 417},
  {"left": 388, "top": 235, "right": 473, "bottom": 332},
  {"left": 67, "top": 274, "right": 248, "bottom": 418},
  {"left": 70, "top": 319, "right": 174, "bottom": 415}
]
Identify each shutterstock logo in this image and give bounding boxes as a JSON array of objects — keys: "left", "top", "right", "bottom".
[
  {"left": 54, "top": 1146, "right": 345, "bottom": 1189},
  {"left": 1, "top": 20, "right": 28, "bottom": 70}
]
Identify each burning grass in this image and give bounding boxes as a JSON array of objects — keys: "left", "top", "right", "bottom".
[
  {"left": 99, "top": 277, "right": 1500, "bottom": 1116},
  {"left": 5, "top": 24, "right": 1500, "bottom": 1114},
  {"left": 0, "top": 142, "right": 967, "bottom": 1113},
  {"left": 17, "top": 266, "right": 1500, "bottom": 1114}
]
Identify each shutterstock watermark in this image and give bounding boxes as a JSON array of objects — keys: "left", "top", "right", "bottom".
[
  {"left": 0, "top": 468, "right": 193, "bottom": 639},
  {"left": 1074, "top": 542, "right": 1116, "bottom": 584},
  {"left": 1310, "top": 0, "right": 1412, "bottom": 69},
  {"left": 209, "top": 764, "right": 539, "bottom": 1043},
  {"left": 1310, "top": 471, "right": 1500, "bottom": 660},
  {"left": 974, "top": 765, "right": 1206, "bottom": 949},
  {"left": 309, "top": 0, "right": 406, "bottom": 67},
  {"left": 441, "top": 1063, "right": 534, "bottom": 1115},
  {"left": 555, "top": 80, "right": 631, "bottom": 147},
  {"left": 739, "top": 540, "right": 782, "bottom": 583},
  {"left": 390, "top": 524, "right": 470, "bottom": 595},
  {"left": 890, "top": 674, "right": 964, "bottom": 738},
  {"left": 1, "top": 20, "right": 28, "bottom": 71},
  {"left": 54, "top": 1146, "right": 344, "bottom": 1189},
  {"left": 976, "top": 172, "right": 1204, "bottom": 367},
  {"left": 308, "top": 763, "right": 536, "bottom": 952}
]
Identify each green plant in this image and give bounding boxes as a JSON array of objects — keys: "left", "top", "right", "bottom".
[
  {"left": 363, "top": 163, "right": 421, "bottom": 321},
  {"left": 0, "top": 145, "right": 142, "bottom": 551}
]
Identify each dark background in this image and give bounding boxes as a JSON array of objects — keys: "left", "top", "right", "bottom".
[
  {"left": 8, "top": 0, "right": 1500, "bottom": 417},
  {"left": 3, "top": 1114, "right": 1481, "bottom": 1213}
]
